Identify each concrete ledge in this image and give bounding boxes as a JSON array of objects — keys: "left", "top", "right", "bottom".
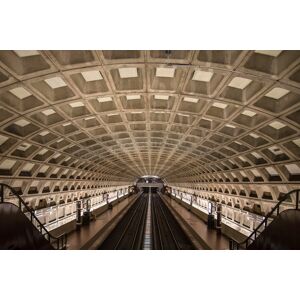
[{"left": 221, "top": 223, "right": 248, "bottom": 244}]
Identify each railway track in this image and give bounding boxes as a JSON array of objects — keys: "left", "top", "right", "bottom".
[
  {"left": 98, "top": 193, "right": 148, "bottom": 250},
  {"left": 98, "top": 192, "right": 195, "bottom": 250},
  {"left": 151, "top": 193, "right": 195, "bottom": 250}
]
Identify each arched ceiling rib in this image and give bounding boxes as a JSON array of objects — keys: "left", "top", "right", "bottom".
[{"left": 0, "top": 50, "right": 299, "bottom": 194}]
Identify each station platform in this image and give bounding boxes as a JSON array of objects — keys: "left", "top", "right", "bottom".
[
  {"left": 66, "top": 191, "right": 230, "bottom": 250},
  {"left": 66, "top": 193, "right": 140, "bottom": 250},
  {"left": 160, "top": 194, "right": 230, "bottom": 250}
]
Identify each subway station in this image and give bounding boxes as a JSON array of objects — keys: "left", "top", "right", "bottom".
[{"left": 0, "top": 50, "right": 299, "bottom": 250}]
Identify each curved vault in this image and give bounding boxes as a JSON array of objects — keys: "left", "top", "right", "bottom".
[{"left": 0, "top": 50, "right": 299, "bottom": 212}]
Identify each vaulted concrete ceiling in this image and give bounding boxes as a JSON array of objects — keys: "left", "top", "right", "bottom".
[{"left": 0, "top": 50, "right": 299, "bottom": 195}]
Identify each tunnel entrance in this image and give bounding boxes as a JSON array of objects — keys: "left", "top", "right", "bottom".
[
  {"left": 136, "top": 176, "right": 164, "bottom": 193},
  {"left": 142, "top": 187, "right": 158, "bottom": 193}
]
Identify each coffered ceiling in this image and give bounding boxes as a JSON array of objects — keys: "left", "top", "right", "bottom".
[{"left": 0, "top": 50, "right": 299, "bottom": 196}]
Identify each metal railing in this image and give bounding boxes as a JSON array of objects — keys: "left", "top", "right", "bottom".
[
  {"left": 0, "top": 183, "right": 67, "bottom": 250},
  {"left": 229, "top": 189, "right": 300, "bottom": 250}
]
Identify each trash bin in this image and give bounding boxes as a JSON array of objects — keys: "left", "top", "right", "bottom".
[
  {"left": 82, "top": 211, "right": 91, "bottom": 225},
  {"left": 76, "top": 200, "right": 82, "bottom": 230},
  {"left": 207, "top": 214, "right": 215, "bottom": 229}
]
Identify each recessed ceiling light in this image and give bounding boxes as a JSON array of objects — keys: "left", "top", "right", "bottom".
[
  {"left": 212, "top": 102, "right": 227, "bottom": 109},
  {"left": 228, "top": 77, "right": 252, "bottom": 89},
  {"left": 14, "top": 119, "right": 30, "bottom": 127},
  {"left": 107, "top": 113, "right": 119, "bottom": 117},
  {"left": 0, "top": 159, "right": 16, "bottom": 170},
  {"left": 293, "top": 138, "right": 300, "bottom": 148},
  {"left": 126, "top": 95, "right": 141, "bottom": 100},
  {"left": 251, "top": 152, "right": 262, "bottom": 159},
  {"left": 13, "top": 50, "right": 39, "bottom": 57},
  {"left": 269, "top": 146, "right": 283, "bottom": 155},
  {"left": 183, "top": 97, "right": 198, "bottom": 103},
  {"left": 10, "top": 87, "right": 31, "bottom": 99},
  {"left": 52, "top": 167, "right": 60, "bottom": 174},
  {"left": 249, "top": 133, "right": 259, "bottom": 139},
  {"left": 81, "top": 70, "right": 103, "bottom": 82},
  {"left": 45, "top": 77, "right": 67, "bottom": 89},
  {"left": 202, "top": 117, "right": 212, "bottom": 122},
  {"left": 69, "top": 101, "right": 84, "bottom": 108},
  {"left": 156, "top": 67, "right": 175, "bottom": 78},
  {"left": 269, "top": 121, "right": 286, "bottom": 130},
  {"left": 225, "top": 124, "right": 236, "bottom": 129},
  {"left": 22, "top": 163, "right": 34, "bottom": 172},
  {"left": 42, "top": 109, "right": 56, "bottom": 116},
  {"left": 154, "top": 95, "right": 169, "bottom": 100},
  {"left": 39, "top": 130, "right": 49, "bottom": 136},
  {"left": 62, "top": 122, "right": 71, "bottom": 127},
  {"left": 286, "top": 164, "right": 300, "bottom": 174},
  {"left": 0, "top": 135, "right": 9, "bottom": 145},
  {"left": 266, "top": 166, "right": 278, "bottom": 176},
  {"left": 177, "top": 113, "right": 189, "bottom": 118},
  {"left": 97, "top": 96, "right": 112, "bottom": 103},
  {"left": 52, "top": 153, "right": 61, "bottom": 159},
  {"left": 265, "top": 87, "right": 290, "bottom": 99},
  {"left": 118, "top": 67, "right": 138, "bottom": 78},
  {"left": 192, "top": 70, "right": 213, "bottom": 82},
  {"left": 39, "top": 165, "right": 49, "bottom": 173},
  {"left": 17, "top": 143, "right": 31, "bottom": 151},
  {"left": 38, "top": 148, "right": 48, "bottom": 155},
  {"left": 56, "top": 138, "right": 64, "bottom": 143},
  {"left": 240, "top": 170, "right": 247, "bottom": 177},
  {"left": 242, "top": 110, "right": 257, "bottom": 117},
  {"left": 131, "top": 112, "right": 143, "bottom": 114},
  {"left": 84, "top": 116, "right": 95, "bottom": 121},
  {"left": 252, "top": 169, "right": 261, "bottom": 177},
  {"left": 254, "top": 50, "right": 282, "bottom": 57}
]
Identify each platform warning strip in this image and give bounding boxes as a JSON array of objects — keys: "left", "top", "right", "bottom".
[{"left": 143, "top": 190, "right": 152, "bottom": 250}]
